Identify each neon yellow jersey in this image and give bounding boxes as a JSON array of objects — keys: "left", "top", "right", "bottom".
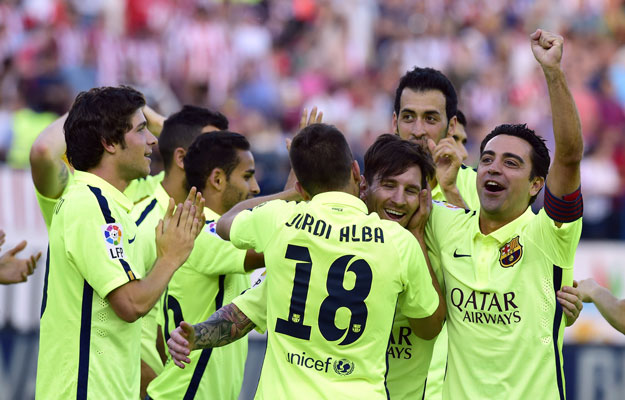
[
  {"left": 425, "top": 202, "right": 582, "bottom": 400},
  {"left": 233, "top": 278, "right": 268, "bottom": 334},
  {"left": 388, "top": 165, "right": 476, "bottom": 400},
  {"left": 129, "top": 181, "right": 171, "bottom": 375},
  {"left": 147, "top": 207, "right": 249, "bottom": 399},
  {"left": 36, "top": 171, "right": 144, "bottom": 399},
  {"left": 230, "top": 192, "right": 439, "bottom": 400},
  {"left": 124, "top": 171, "right": 165, "bottom": 204}
]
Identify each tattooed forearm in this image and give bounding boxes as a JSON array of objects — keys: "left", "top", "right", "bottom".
[
  {"left": 193, "top": 303, "right": 256, "bottom": 349},
  {"left": 58, "top": 164, "right": 69, "bottom": 186}
]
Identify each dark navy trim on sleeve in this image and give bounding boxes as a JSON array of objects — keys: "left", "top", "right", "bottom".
[
  {"left": 544, "top": 186, "right": 583, "bottom": 223},
  {"left": 88, "top": 185, "right": 137, "bottom": 282}
]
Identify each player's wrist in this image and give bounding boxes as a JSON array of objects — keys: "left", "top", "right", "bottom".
[{"left": 541, "top": 64, "right": 564, "bottom": 79}]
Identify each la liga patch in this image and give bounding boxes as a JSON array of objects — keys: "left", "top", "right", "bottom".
[
  {"left": 205, "top": 220, "right": 219, "bottom": 237},
  {"left": 101, "top": 223, "right": 126, "bottom": 260},
  {"left": 103, "top": 224, "right": 123, "bottom": 245}
]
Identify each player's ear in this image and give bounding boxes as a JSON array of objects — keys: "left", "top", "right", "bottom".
[
  {"left": 208, "top": 168, "right": 226, "bottom": 192},
  {"left": 391, "top": 112, "right": 399, "bottom": 135},
  {"left": 359, "top": 176, "right": 368, "bottom": 202},
  {"left": 351, "top": 160, "right": 361, "bottom": 184},
  {"left": 174, "top": 147, "right": 186, "bottom": 170},
  {"left": 446, "top": 115, "right": 458, "bottom": 138},
  {"left": 295, "top": 181, "right": 311, "bottom": 201},
  {"left": 529, "top": 175, "right": 545, "bottom": 197},
  {"left": 101, "top": 138, "right": 117, "bottom": 154}
]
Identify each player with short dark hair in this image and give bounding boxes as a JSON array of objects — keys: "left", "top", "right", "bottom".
[
  {"left": 168, "top": 123, "right": 446, "bottom": 399},
  {"left": 425, "top": 29, "right": 584, "bottom": 399},
  {"left": 158, "top": 105, "right": 229, "bottom": 172},
  {"left": 36, "top": 86, "right": 204, "bottom": 399},
  {"left": 146, "top": 131, "right": 264, "bottom": 400}
]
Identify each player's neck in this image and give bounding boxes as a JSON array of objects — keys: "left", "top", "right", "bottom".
[
  {"left": 478, "top": 210, "right": 523, "bottom": 235},
  {"left": 87, "top": 164, "right": 129, "bottom": 193},
  {"left": 161, "top": 168, "right": 188, "bottom": 204},
  {"left": 203, "top": 195, "right": 225, "bottom": 215}
]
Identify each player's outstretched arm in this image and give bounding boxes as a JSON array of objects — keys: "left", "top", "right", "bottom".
[
  {"left": 167, "top": 303, "right": 256, "bottom": 368},
  {"left": 531, "top": 29, "right": 583, "bottom": 202},
  {"left": 29, "top": 113, "right": 70, "bottom": 199},
  {"left": 216, "top": 188, "right": 301, "bottom": 241},
  {"left": 573, "top": 279, "right": 625, "bottom": 334},
  {"left": 557, "top": 281, "right": 584, "bottom": 326},
  {"left": 0, "top": 239, "right": 41, "bottom": 284},
  {"left": 108, "top": 189, "right": 204, "bottom": 322}
]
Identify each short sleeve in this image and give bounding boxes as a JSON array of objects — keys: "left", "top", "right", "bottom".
[
  {"left": 527, "top": 209, "right": 582, "bottom": 269},
  {"left": 395, "top": 230, "right": 439, "bottom": 319},
  {"left": 186, "top": 227, "right": 247, "bottom": 276},
  {"left": 35, "top": 173, "right": 74, "bottom": 230},
  {"left": 65, "top": 203, "right": 140, "bottom": 299},
  {"left": 232, "top": 281, "right": 268, "bottom": 333},
  {"left": 36, "top": 190, "right": 59, "bottom": 231},
  {"left": 230, "top": 200, "right": 293, "bottom": 253}
]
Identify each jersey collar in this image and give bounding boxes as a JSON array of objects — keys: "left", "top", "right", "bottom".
[
  {"left": 74, "top": 170, "right": 133, "bottom": 212},
  {"left": 310, "top": 191, "right": 368, "bottom": 214},
  {"left": 153, "top": 182, "right": 171, "bottom": 210},
  {"left": 475, "top": 206, "right": 534, "bottom": 244}
]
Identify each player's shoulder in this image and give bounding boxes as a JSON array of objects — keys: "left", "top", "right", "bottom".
[
  {"left": 431, "top": 200, "right": 473, "bottom": 217},
  {"left": 60, "top": 181, "right": 101, "bottom": 212}
]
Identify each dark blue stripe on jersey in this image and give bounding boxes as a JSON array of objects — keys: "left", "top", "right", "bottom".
[
  {"left": 183, "top": 275, "right": 226, "bottom": 399},
  {"left": 40, "top": 245, "right": 50, "bottom": 317},
  {"left": 421, "top": 378, "right": 427, "bottom": 400},
  {"left": 544, "top": 186, "right": 583, "bottom": 223},
  {"left": 77, "top": 281, "right": 94, "bottom": 400},
  {"left": 119, "top": 259, "right": 136, "bottom": 281},
  {"left": 552, "top": 266, "right": 565, "bottom": 400},
  {"left": 88, "top": 185, "right": 136, "bottom": 282},
  {"left": 88, "top": 185, "right": 115, "bottom": 224},
  {"left": 135, "top": 198, "right": 158, "bottom": 226},
  {"left": 384, "top": 299, "right": 399, "bottom": 400},
  {"left": 163, "top": 287, "right": 170, "bottom": 342}
]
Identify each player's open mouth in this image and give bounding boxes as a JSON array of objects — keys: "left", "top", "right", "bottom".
[
  {"left": 484, "top": 180, "right": 505, "bottom": 193},
  {"left": 384, "top": 208, "right": 405, "bottom": 221}
]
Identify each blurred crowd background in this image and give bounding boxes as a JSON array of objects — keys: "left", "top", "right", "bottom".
[{"left": 0, "top": 0, "right": 625, "bottom": 239}]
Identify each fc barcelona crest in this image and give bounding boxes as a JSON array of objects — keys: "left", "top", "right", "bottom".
[{"left": 499, "top": 236, "right": 523, "bottom": 268}]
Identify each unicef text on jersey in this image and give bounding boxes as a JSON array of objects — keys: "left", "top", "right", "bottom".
[{"left": 285, "top": 350, "right": 355, "bottom": 376}]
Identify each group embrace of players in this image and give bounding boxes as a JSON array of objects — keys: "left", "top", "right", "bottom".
[{"left": 30, "top": 29, "right": 588, "bottom": 400}]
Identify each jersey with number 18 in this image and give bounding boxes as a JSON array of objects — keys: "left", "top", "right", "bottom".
[{"left": 229, "top": 192, "right": 439, "bottom": 400}]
